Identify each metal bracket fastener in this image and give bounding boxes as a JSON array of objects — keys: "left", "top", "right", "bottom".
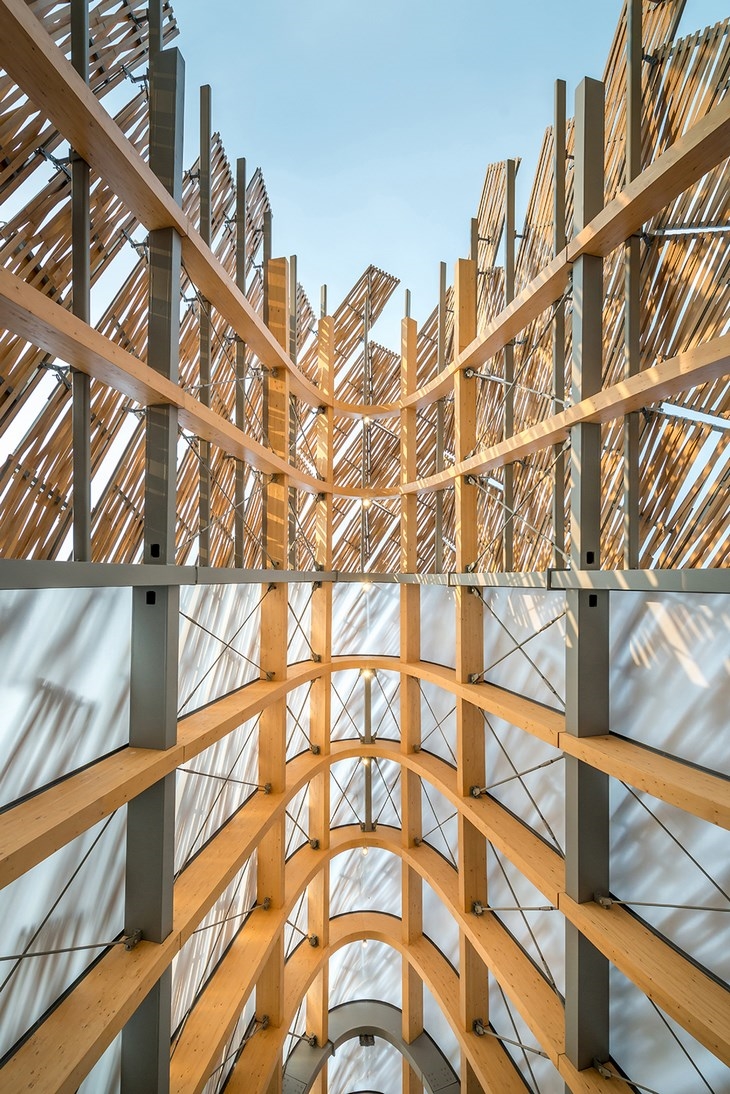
[
  {"left": 261, "top": 897, "right": 272, "bottom": 911},
  {"left": 472, "top": 1019, "right": 487, "bottom": 1036},
  {"left": 464, "top": 367, "right": 476, "bottom": 379},
  {"left": 304, "top": 1033, "right": 318, "bottom": 1047},
  {"left": 263, "top": 782, "right": 272, "bottom": 795},
  {"left": 308, "top": 934, "right": 319, "bottom": 947},
  {"left": 260, "top": 1014, "right": 270, "bottom": 1030},
  {"left": 593, "top": 1058, "right": 613, "bottom": 1078},
  {"left": 470, "top": 785, "right": 484, "bottom": 799},
  {"left": 123, "top": 928, "right": 143, "bottom": 950},
  {"left": 310, "top": 744, "right": 321, "bottom": 755},
  {"left": 595, "top": 891, "right": 613, "bottom": 909},
  {"left": 472, "top": 900, "right": 487, "bottom": 916},
  {"left": 413, "top": 837, "right": 422, "bottom": 846},
  {"left": 312, "top": 652, "right": 322, "bottom": 663},
  {"left": 467, "top": 672, "right": 482, "bottom": 685},
  {"left": 309, "top": 838, "right": 320, "bottom": 850}
]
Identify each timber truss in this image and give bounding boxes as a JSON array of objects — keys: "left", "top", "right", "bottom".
[{"left": 0, "top": 1, "right": 728, "bottom": 1093}]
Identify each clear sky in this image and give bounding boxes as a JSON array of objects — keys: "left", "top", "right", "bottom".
[{"left": 171, "top": 0, "right": 727, "bottom": 346}]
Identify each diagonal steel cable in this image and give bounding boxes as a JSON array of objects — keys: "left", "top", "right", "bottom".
[
  {"left": 419, "top": 683, "right": 457, "bottom": 765},
  {"left": 331, "top": 675, "right": 364, "bottom": 738},
  {"left": 485, "top": 716, "right": 564, "bottom": 854},
  {"left": 491, "top": 846, "right": 557, "bottom": 990},
  {"left": 330, "top": 762, "right": 364, "bottom": 827},
  {"left": 287, "top": 586, "right": 317, "bottom": 658},
  {"left": 0, "top": 812, "right": 118, "bottom": 995},
  {"left": 483, "top": 610, "right": 566, "bottom": 675},
  {"left": 419, "top": 778, "right": 458, "bottom": 868},
  {"left": 494, "top": 982, "right": 543, "bottom": 1093},
  {"left": 177, "top": 587, "right": 272, "bottom": 715},
  {"left": 372, "top": 760, "right": 401, "bottom": 826},
  {"left": 481, "top": 598, "right": 565, "bottom": 709}
]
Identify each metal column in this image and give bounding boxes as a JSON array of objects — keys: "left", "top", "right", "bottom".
[
  {"left": 71, "top": 0, "right": 91, "bottom": 561},
  {"left": 503, "top": 159, "right": 516, "bottom": 571},
  {"left": 261, "top": 209, "right": 272, "bottom": 566},
  {"left": 121, "top": 41, "right": 184, "bottom": 1094},
  {"left": 623, "top": 0, "right": 642, "bottom": 568},
  {"left": 198, "top": 84, "right": 212, "bottom": 566},
  {"left": 234, "top": 157, "right": 247, "bottom": 567},
  {"left": 564, "top": 77, "right": 610, "bottom": 1081},
  {"left": 552, "top": 79, "right": 567, "bottom": 568}
]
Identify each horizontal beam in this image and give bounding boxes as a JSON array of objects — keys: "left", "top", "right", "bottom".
[
  {"left": 559, "top": 733, "right": 730, "bottom": 830},
  {"left": 0, "top": 657, "right": 563, "bottom": 889},
  {"left": 406, "top": 334, "right": 730, "bottom": 492}
]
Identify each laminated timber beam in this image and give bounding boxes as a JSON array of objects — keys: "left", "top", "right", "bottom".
[
  {"left": 0, "top": 0, "right": 727, "bottom": 427},
  {"left": 4, "top": 657, "right": 729, "bottom": 894},
  {"left": 9, "top": 816, "right": 716, "bottom": 1094}
]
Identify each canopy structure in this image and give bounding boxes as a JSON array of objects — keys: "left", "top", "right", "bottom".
[{"left": 0, "top": 2, "right": 728, "bottom": 1093}]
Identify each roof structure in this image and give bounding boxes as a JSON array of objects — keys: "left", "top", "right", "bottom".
[{"left": 0, "top": 2, "right": 728, "bottom": 1093}]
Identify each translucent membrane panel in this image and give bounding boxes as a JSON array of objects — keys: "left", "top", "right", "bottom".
[
  {"left": 287, "top": 581, "right": 314, "bottom": 664},
  {"left": 487, "top": 845, "right": 565, "bottom": 997},
  {"left": 178, "top": 583, "right": 261, "bottom": 717},
  {"left": 0, "top": 810, "right": 125, "bottom": 1059},
  {"left": 175, "top": 715, "right": 260, "bottom": 873},
  {"left": 419, "top": 679, "right": 457, "bottom": 766},
  {"left": 286, "top": 681, "right": 314, "bottom": 759},
  {"left": 330, "top": 848, "right": 402, "bottom": 919},
  {"left": 420, "top": 781, "right": 458, "bottom": 869},
  {"left": 611, "top": 965, "right": 728, "bottom": 1094},
  {"left": 423, "top": 980, "right": 460, "bottom": 1072},
  {"left": 203, "top": 993, "right": 255, "bottom": 1094},
  {"left": 171, "top": 851, "right": 257, "bottom": 1034},
  {"left": 283, "top": 995, "right": 307, "bottom": 1065},
  {"left": 482, "top": 589, "right": 566, "bottom": 710},
  {"left": 332, "top": 581, "right": 400, "bottom": 655},
  {"left": 0, "top": 587, "right": 130, "bottom": 807},
  {"left": 370, "top": 756, "right": 401, "bottom": 830},
  {"left": 485, "top": 717, "right": 565, "bottom": 853},
  {"left": 370, "top": 670, "right": 401, "bottom": 741},
  {"left": 331, "top": 757, "right": 365, "bottom": 829},
  {"left": 421, "top": 586, "right": 456, "bottom": 669},
  {"left": 330, "top": 668, "right": 364, "bottom": 741},
  {"left": 328, "top": 1036, "right": 405, "bottom": 1094},
  {"left": 610, "top": 591, "right": 729, "bottom": 773},
  {"left": 610, "top": 781, "right": 730, "bottom": 984},
  {"left": 285, "top": 783, "right": 310, "bottom": 859},
  {"left": 284, "top": 889, "right": 309, "bottom": 960},
  {"left": 77, "top": 1031, "right": 121, "bottom": 1094},
  {"left": 422, "top": 880, "right": 459, "bottom": 969},
  {"left": 329, "top": 940, "right": 402, "bottom": 1009},
  {"left": 487, "top": 979, "right": 564, "bottom": 1094}
]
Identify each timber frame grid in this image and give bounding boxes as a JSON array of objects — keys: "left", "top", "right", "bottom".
[{"left": 0, "top": 1, "right": 728, "bottom": 1093}]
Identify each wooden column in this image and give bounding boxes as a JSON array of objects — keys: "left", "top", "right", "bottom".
[
  {"left": 306, "top": 314, "right": 334, "bottom": 1094},
  {"left": 257, "top": 256, "right": 290, "bottom": 1094},
  {"left": 453, "top": 260, "right": 488, "bottom": 1089},
  {"left": 565, "top": 77, "right": 610, "bottom": 1081},
  {"left": 400, "top": 311, "right": 423, "bottom": 1094},
  {"left": 434, "top": 260, "right": 447, "bottom": 573}
]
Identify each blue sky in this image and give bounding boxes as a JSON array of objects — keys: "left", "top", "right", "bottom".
[{"left": 171, "top": 0, "right": 728, "bottom": 345}]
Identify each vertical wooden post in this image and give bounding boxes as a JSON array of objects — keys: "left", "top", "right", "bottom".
[
  {"left": 257, "top": 256, "right": 290, "bottom": 1094},
  {"left": 552, "top": 79, "right": 567, "bottom": 568},
  {"left": 198, "top": 84, "right": 212, "bottom": 567},
  {"left": 453, "top": 260, "right": 488, "bottom": 1082},
  {"left": 306, "top": 315, "right": 334, "bottom": 1092},
  {"left": 400, "top": 311, "right": 423, "bottom": 1094},
  {"left": 624, "top": 0, "right": 642, "bottom": 568},
  {"left": 565, "top": 77, "right": 610, "bottom": 1079},
  {"left": 288, "top": 255, "right": 298, "bottom": 567},
  {"left": 434, "top": 260, "right": 447, "bottom": 574}
]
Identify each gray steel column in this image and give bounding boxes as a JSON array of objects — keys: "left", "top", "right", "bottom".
[
  {"left": 148, "top": 0, "right": 163, "bottom": 59},
  {"left": 552, "top": 79, "right": 567, "bottom": 568},
  {"left": 122, "top": 43, "right": 184, "bottom": 1094},
  {"left": 434, "top": 261, "right": 446, "bottom": 574},
  {"left": 503, "top": 160, "right": 516, "bottom": 571},
  {"left": 564, "top": 77, "right": 610, "bottom": 1081},
  {"left": 623, "top": 0, "right": 642, "bottom": 568},
  {"left": 198, "top": 84, "right": 212, "bottom": 567},
  {"left": 234, "top": 157, "right": 247, "bottom": 567},
  {"left": 71, "top": 0, "right": 91, "bottom": 561},
  {"left": 289, "top": 254, "right": 298, "bottom": 567}
]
